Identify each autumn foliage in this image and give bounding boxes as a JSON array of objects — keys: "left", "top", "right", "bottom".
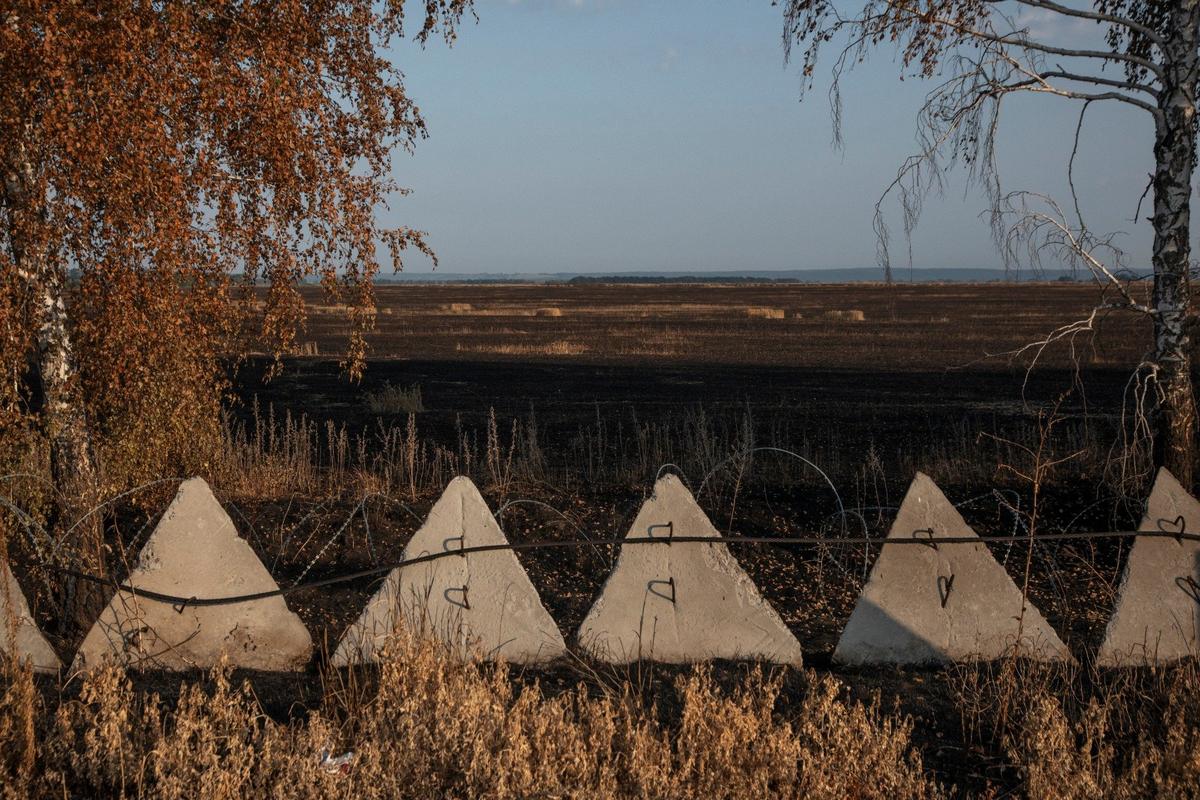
[{"left": 0, "top": 0, "right": 470, "bottom": 495}]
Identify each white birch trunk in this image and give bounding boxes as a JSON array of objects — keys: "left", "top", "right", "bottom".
[{"left": 1150, "top": 2, "right": 1200, "bottom": 487}]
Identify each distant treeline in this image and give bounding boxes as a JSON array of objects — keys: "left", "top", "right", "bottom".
[{"left": 565, "top": 275, "right": 802, "bottom": 285}]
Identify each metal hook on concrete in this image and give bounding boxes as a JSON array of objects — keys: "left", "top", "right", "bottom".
[
  {"left": 937, "top": 574, "right": 955, "bottom": 609},
  {"left": 647, "top": 522, "right": 674, "bottom": 544},
  {"left": 1175, "top": 576, "right": 1200, "bottom": 606},
  {"left": 912, "top": 528, "right": 938, "bottom": 550},
  {"left": 443, "top": 534, "right": 466, "bottom": 555},
  {"left": 1157, "top": 515, "right": 1187, "bottom": 542},
  {"left": 172, "top": 597, "right": 196, "bottom": 615},
  {"left": 647, "top": 577, "right": 676, "bottom": 604},
  {"left": 443, "top": 585, "right": 470, "bottom": 610}
]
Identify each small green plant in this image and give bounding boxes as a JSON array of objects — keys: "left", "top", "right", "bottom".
[{"left": 364, "top": 383, "right": 425, "bottom": 415}]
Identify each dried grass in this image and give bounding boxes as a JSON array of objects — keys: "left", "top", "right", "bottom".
[
  {"left": 745, "top": 307, "right": 786, "bottom": 320},
  {"left": 0, "top": 632, "right": 941, "bottom": 799},
  {"left": 455, "top": 341, "right": 589, "bottom": 356},
  {"left": 363, "top": 383, "right": 425, "bottom": 415},
  {"left": 948, "top": 658, "right": 1200, "bottom": 800}
]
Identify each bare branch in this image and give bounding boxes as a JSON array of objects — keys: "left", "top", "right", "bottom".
[
  {"left": 873, "top": 0, "right": 1166, "bottom": 79},
  {"left": 1013, "top": 80, "right": 1161, "bottom": 115},
  {"left": 1035, "top": 68, "right": 1158, "bottom": 97},
  {"left": 1010, "top": 0, "right": 1164, "bottom": 47}
]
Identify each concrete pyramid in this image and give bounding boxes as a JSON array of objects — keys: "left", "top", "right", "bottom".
[
  {"left": 1, "top": 557, "right": 60, "bottom": 672},
  {"left": 576, "top": 474, "right": 803, "bottom": 664},
  {"left": 73, "top": 478, "right": 312, "bottom": 671},
  {"left": 333, "top": 477, "right": 566, "bottom": 665},
  {"left": 1098, "top": 468, "right": 1200, "bottom": 666},
  {"left": 834, "top": 472, "right": 1070, "bottom": 665}
]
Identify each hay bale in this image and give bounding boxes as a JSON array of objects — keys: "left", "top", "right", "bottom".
[
  {"left": 745, "top": 307, "right": 786, "bottom": 320},
  {"left": 824, "top": 309, "right": 866, "bottom": 322},
  {"left": 535, "top": 307, "right": 563, "bottom": 317},
  {"left": 443, "top": 302, "right": 473, "bottom": 314}
]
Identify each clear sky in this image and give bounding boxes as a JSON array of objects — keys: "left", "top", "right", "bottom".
[{"left": 384, "top": 0, "right": 1155, "bottom": 276}]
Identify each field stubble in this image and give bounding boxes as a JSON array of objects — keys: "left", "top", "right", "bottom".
[{"left": 3, "top": 282, "right": 1196, "bottom": 797}]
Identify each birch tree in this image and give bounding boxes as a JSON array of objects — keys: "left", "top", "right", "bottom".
[
  {"left": 779, "top": 1, "right": 1200, "bottom": 485},
  {"left": 0, "top": 0, "right": 469, "bottom": 623}
]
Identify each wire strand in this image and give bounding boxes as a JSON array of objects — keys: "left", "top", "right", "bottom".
[{"left": 41, "top": 528, "right": 1196, "bottom": 610}]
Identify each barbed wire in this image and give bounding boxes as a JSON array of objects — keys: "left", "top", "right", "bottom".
[{"left": 36, "top": 526, "right": 1198, "bottom": 612}]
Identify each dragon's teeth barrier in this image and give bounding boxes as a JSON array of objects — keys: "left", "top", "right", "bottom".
[
  {"left": 576, "top": 474, "right": 803, "bottom": 665},
  {"left": 5, "top": 470, "right": 1200, "bottom": 675},
  {"left": 1099, "top": 468, "right": 1200, "bottom": 667},
  {"left": 72, "top": 477, "right": 312, "bottom": 672},
  {"left": 334, "top": 476, "right": 566, "bottom": 666},
  {"left": 1, "top": 557, "right": 61, "bottom": 673},
  {"left": 834, "top": 472, "right": 1071, "bottom": 665}
]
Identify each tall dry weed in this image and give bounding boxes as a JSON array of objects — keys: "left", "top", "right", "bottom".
[
  {"left": 951, "top": 657, "right": 1200, "bottom": 799},
  {"left": 0, "top": 628, "right": 942, "bottom": 799}
]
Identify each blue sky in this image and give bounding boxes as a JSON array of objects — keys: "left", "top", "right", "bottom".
[{"left": 384, "top": 0, "right": 1154, "bottom": 275}]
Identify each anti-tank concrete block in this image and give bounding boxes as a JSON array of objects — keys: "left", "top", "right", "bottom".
[
  {"left": 576, "top": 474, "right": 803, "bottom": 664},
  {"left": 72, "top": 478, "right": 313, "bottom": 671},
  {"left": 334, "top": 477, "right": 566, "bottom": 665},
  {"left": 1098, "top": 468, "right": 1200, "bottom": 666},
  {"left": 1, "top": 557, "right": 61, "bottom": 672},
  {"left": 834, "top": 472, "right": 1070, "bottom": 665}
]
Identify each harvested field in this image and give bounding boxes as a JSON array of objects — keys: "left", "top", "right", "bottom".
[
  {"left": 4, "top": 281, "right": 1196, "bottom": 798},
  {"left": 288, "top": 282, "right": 1149, "bottom": 370}
]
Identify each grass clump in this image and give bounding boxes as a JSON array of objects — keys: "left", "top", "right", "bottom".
[{"left": 363, "top": 383, "right": 425, "bottom": 415}]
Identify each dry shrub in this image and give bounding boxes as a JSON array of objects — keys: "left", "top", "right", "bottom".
[
  {"left": 535, "top": 307, "right": 564, "bottom": 317},
  {"left": 0, "top": 651, "right": 37, "bottom": 787},
  {"left": 789, "top": 676, "right": 939, "bottom": 798},
  {"left": 0, "top": 630, "right": 941, "bottom": 799},
  {"left": 951, "top": 658, "right": 1200, "bottom": 799},
  {"left": 75, "top": 269, "right": 234, "bottom": 495},
  {"left": 824, "top": 309, "right": 866, "bottom": 322},
  {"left": 1008, "top": 667, "right": 1200, "bottom": 800},
  {"left": 745, "top": 307, "right": 786, "bottom": 319},
  {"left": 334, "top": 632, "right": 941, "bottom": 799}
]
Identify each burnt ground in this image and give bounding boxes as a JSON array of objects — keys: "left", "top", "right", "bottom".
[{"left": 21, "top": 282, "right": 1193, "bottom": 796}]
